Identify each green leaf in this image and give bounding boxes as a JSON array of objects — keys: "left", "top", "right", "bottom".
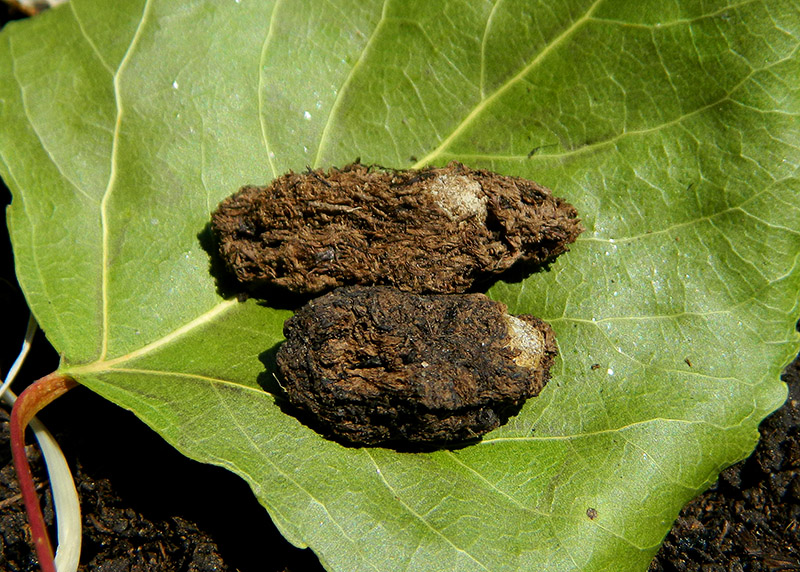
[{"left": 2, "top": 0, "right": 799, "bottom": 570}]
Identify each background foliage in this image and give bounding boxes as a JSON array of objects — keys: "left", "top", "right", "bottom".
[{"left": 1, "top": 1, "right": 799, "bottom": 570}]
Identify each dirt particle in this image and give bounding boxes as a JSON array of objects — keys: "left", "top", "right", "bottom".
[
  {"left": 275, "top": 286, "right": 558, "bottom": 447},
  {"left": 211, "top": 161, "right": 583, "bottom": 295},
  {"left": 587, "top": 507, "right": 598, "bottom": 520}
]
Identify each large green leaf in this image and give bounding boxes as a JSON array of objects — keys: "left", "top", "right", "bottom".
[{"left": 2, "top": 0, "right": 799, "bottom": 570}]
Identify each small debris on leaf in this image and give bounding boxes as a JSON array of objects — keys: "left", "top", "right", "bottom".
[
  {"left": 211, "top": 161, "right": 583, "bottom": 295},
  {"left": 275, "top": 286, "right": 558, "bottom": 447}
]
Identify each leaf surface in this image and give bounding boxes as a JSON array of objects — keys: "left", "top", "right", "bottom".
[{"left": 1, "top": 1, "right": 799, "bottom": 570}]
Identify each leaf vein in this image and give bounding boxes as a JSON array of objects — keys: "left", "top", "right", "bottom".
[
  {"left": 65, "top": 300, "right": 238, "bottom": 372},
  {"left": 76, "top": 367, "right": 268, "bottom": 394},
  {"left": 313, "top": 0, "right": 390, "bottom": 168},
  {"left": 365, "top": 450, "right": 491, "bottom": 571},
  {"left": 479, "top": 417, "right": 713, "bottom": 445},
  {"left": 99, "top": 0, "right": 153, "bottom": 361},
  {"left": 210, "top": 381, "right": 340, "bottom": 526},
  {"left": 588, "top": 0, "right": 759, "bottom": 29},
  {"left": 0, "top": 147, "right": 71, "bottom": 344},
  {"left": 445, "top": 451, "right": 549, "bottom": 517},
  {"left": 7, "top": 38, "right": 96, "bottom": 204},
  {"left": 69, "top": 1, "right": 115, "bottom": 75},
  {"left": 413, "top": 0, "right": 605, "bottom": 167},
  {"left": 478, "top": 0, "right": 503, "bottom": 99},
  {"left": 258, "top": 0, "right": 282, "bottom": 178},
  {"left": 578, "top": 178, "right": 791, "bottom": 245}
]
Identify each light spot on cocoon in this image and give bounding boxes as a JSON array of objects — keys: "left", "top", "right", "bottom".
[
  {"left": 505, "top": 316, "right": 545, "bottom": 369},
  {"left": 428, "top": 174, "right": 488, "bottom": 222}
]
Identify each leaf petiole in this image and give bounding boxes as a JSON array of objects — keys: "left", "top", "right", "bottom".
[{"left": 9, "top": 372, "right": 78, "bottom": 572}]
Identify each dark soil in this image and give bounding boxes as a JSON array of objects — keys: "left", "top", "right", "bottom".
[
  {"left": 277, "top": 285, "right": 557, "bottom": 446},
  {"left": 211, "top": 161, "right": 582, "bottom": 296},
  {"left": 649, "top": 345, "right": 800, "bottom": 572},
  {"left": 0, "top": 391, "right": 327, "bottom": 572},
  {"left": 0, "top": 412, "right": 223, "bottom": 572}
]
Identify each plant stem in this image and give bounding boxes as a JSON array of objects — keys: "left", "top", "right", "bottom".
[{"left": 10, "top": 372, "right": 78, "bottom": 572}]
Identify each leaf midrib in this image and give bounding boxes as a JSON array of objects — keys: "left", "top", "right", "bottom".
[{"left": 99, "top": 0, "right": 152, "bottom": 361}]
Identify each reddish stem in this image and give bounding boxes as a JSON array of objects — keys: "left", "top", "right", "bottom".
[{"left": 10, "top": 372, "right": 78, "bottom": 572}]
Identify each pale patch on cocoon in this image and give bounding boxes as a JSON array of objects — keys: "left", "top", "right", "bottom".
[
  {"left": 505, "top": 315, "right": 545, "bottom": 369},
  {"left": 428, "top": 174, "right": 488, "bottom": 222}
]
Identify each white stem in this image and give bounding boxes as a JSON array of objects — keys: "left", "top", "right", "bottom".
[
  {"left": 1, "top": 314, "right": 81, "bottom": 572},
  {"left": 0, "top": 313, "right": 37, "bottom": 398}
]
